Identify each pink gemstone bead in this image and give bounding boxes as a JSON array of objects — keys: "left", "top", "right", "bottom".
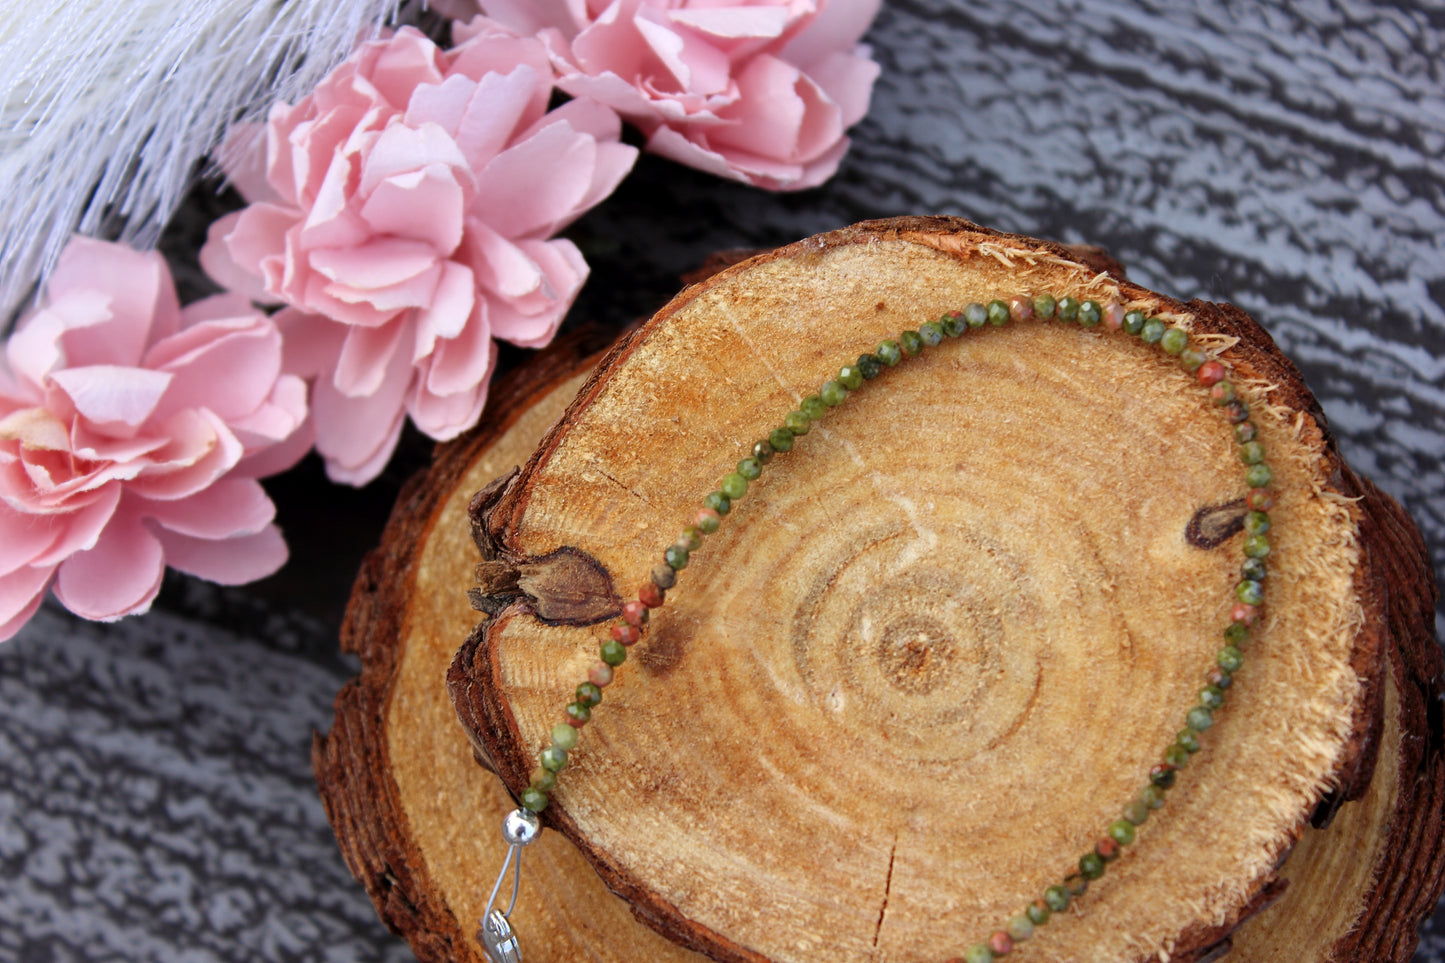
[
  {"left": 1198, "top": 360, "right": 1227, "bottom": 386},
  {"left": 1009, "top": 297, "right": 1033, "bottom": 322},
  {"left": 588, "top": 662, "right": 614, "bottom": 688},
  {"left": 988, "top": 931, "right": 1013, "bottom": 955},
  {"left": 1104, "top": 301, "right": 1126, "bottom": 331},
  {"left": 611, "top": 622, "right": 641, "bottom": 645},
  {"left": 621, "top": 599, "right": 649, "bottom": 627},
  {"left": 1231, "top": 603, "right": 1258, "bottom": 626}
]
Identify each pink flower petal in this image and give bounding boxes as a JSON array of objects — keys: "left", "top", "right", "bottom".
[
  {"left": 0, "top": 502, "right": 63, "bottom": 575},
  {"left": 27, "top": 484, "right": 122, "bottom": 568},
  {"left": 53, "top": 504, "right": 164, "bottom": 620},
  {"left": 140, "top": 477, "right": 275, "bottom": 539},
  {"left": 145, "top": 318, "right": 283, "bottom": 423},
  {"left": 275, "top": 309, "right": 346, "bottom": 379},
  {"left": 154, "top": 524, "right": 288, "bottom": 586},
  {"left": 476, "top": 121, "right": 599, "bottom": 239},
  {"left": 364, "top": 27, "right": 448, "bottom": 107},
  {"left": 309, "top": 238, "right": 442, "bottom": 290},
  {"left": 807, "top": 47, "right": 880, "bottom": 128},
  {"left": 358, "top": 122, "right": 470, "bottom": 199},
  {"left": 204, "top": 207, "right": 292, "bottom": 304},
  {"left": 780, "top": 0, "right": 880, "bottom": 67},
  {"left": 407, "top": 365, "right": 490, "bottom": 441},
  {"left": 486, "top": 238, "right": 586, "bottom": 347},
  {"left": 49, "top": 366, "right": 173, "bottom": 432},
  {"left": 0, "top": 564, "right": 53, "bottom": 634},
  {"left": 424, "top": 299, "right": 493, "bottom": 397},
  {"left": 233, "top": 401, "right": 314, "bottom": 480},
  {"left": 359, "top": 164, "right": 467, "bottom": 255},
  {"left": 311, "top": 343, "right": 413, "bottom": 485},
  {"left": 668, "top": 5, "right": 793, "bottom": 41},
  {"left": 413, "top": 262, "right": 477, "bottom": 361},
  {"left": 463, "top": 221, "right": 543, "bottom": 300},
  {"left": 47, "top": 239, "right": 180, "bottom": 360},
  {"left": 124, "top": 409, "right": 243, "bottom": 501},
  {"left": 473, "top": 0, "right": 584, "bottom": 36},
  {"left": 335, "top": 317, "right": 411, "bottom": 397}
]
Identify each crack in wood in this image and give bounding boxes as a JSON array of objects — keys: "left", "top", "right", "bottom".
[{"left": 873, "top": 837, "right": 898, "bottom": 954}]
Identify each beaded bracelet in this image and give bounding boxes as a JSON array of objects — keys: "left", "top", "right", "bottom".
[{"left": 477, "top": 293, "right": 1273, "bottom": 963}]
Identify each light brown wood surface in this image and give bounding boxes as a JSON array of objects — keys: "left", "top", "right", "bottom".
[{"left": 317, "top": 218, "right": 1443, "bottom": 963}]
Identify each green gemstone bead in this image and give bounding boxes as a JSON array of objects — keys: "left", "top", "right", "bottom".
[
  {"left": 1212, "top": 381, "right": 1237, "bottom": 405},
  {"left": 1180, "top": 347, "right": 1207, "bottom": 370},
  {"left": 664, "top": 544, "right": 689, "bottom": 570},
  {"left": 1123, "top": 798, "right": 1150, "bottom": 825},
  {"left": 720, "top": 472, "right": 748, "bottom": 500},
  {"left": 784, "top": 409, "right": 811, "bottom": 435},
  {"left": 919, "top": 321, "right": 944, "bottom": 345},
  {"left": 1122, "top": 310, "right": 1146, "bottom": 335},
  {"left": 964, "top": 303, "right": 989, "bottom": 328},
  {"left": 1243, "top": 511, "right": 1270, "bottom": 537},
  {"left": 551, "top": 723, "right": 579, "bottom": 751},
  {"left": 540, "top": 746, "right": 568, "bottom": 772},
  {"left": 565, "top": 702, "right": 591, "bottom": 726},
  {"left": 1242, "top": 557, "right": 1267, "bottom": 582},
  {"left": 1141, "top": 318, "right": 1166, "bottom": 343},
  {"left": 1235, "top": 421, "right": 1258, "bottom": 444},
  {"left": 1244, "top": 534, "right": 1271, "bottom": 558},
  {"left": 1236, "top": 579, "right": 1263, "bottom": 605},
  {"left": 697, "top": 512, "right": 720, "bottom": 535},
  {"left": 1176, "top": 729, "right": 1201, "bottom": 754},
  {"left": 1108, "top": 819, "right": 1137, "bottom": 846},
  {"left": 1200, "top": 685, "right": 1226, "bottom": 710},
  {"left": 1057, "top": 297, "right": 1080, "bottom": 322},
  {"left": 858, "top": 353, "right": 884, "bottom": 378},
  {"left": 737, "top": 457, "right": 762, "bottom": 480},
  {"left": 600, "top": 639, "right": 627, "bottom": 666},
  {"left": 704, "top": 491, "right": 732, "bottom": 515},
  {"left": 1141, "top": 785, "right": 1167, "bottom": 810},
  {"left": 1007, "top": 913, "right": 1035, "bottom": 942},
  {"left": 676, "top": 527, "right": 702, "bottom": 551},
  {"left": 876, "top": 340, "right": 902, "bottom": 366},
  {"left": 987, "top": 299, "right": 1011, "bottom": 326},
  {"left": 1224, "top": 621, "right": 1250, "bottom": 645},
  {"left": 767, "top": 428, "right": 794, "bottom": 453},
  {"left": 1239, "top": 440, "right": 1266, "bottom": 465},
  {"left": 1026, "top": 901, "right": 1051, "bottom": 925},
  {"left": 1187, "top": 706, "right": 1215, "bottom": 731},
  {"left": 1163, "top": 743, "right": 1191, "bottom": 768},
  {"left": 531, "top": 768, "right": 557, "bottom": 792},
  {"left": 1043, "top": 885, "right": 1070, "bottom": 912},
  {"left": 962, "top": 944, "right": 993, "bottom": 963},
  {"left": 940, "top": 313, "right": 966, "bottom": 337},
  {"left": 1079, "top": 852, "right": 1105, "bottom": 879},
  {"left": 800, "top": 395, "right": 827, "bottom": 420},
  {"left": 1077, "top": 300, "right": 1102, "bottom": 326},
  {"left": 1150, "top": 766, "right": 1177, "bottom": 789},
  {"left": 651, "top": 563, "right": 677, "bottom": 589},
  {"left": 1161, "top": 326, "right": 1189, "bottom": 355},
  {"left": 820, "top": 380, "right": 847, "bottom": 406},
  {"left": 1218, "top": 646, "right": 1245, "bottom": 672},
  {"left": 1064, "top": 873, "right": 1089, "bottom": 896},
  {"left": 838, "top": 365, "right": 864, "bottom": 390},
  {"left": 520, "top": 787, "right": 549, "bottom": 812},
  {"left": 1245, "top": 463, "right": 1274, "bottom": 488},
  {"left": 576, "top": 682, "right": 602, "bottom": 707},
  {"left": 1033, "top": 294, "right": 1057, "bottom": 319}
]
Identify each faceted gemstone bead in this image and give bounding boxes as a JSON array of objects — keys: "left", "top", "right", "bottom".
[
  {"left": 1103, "top": 301, "right": 1125, "bottom": 330},
  {"left": 600, "top": 639, "right": 627, "bottom": 666},
  {"left": 720, "top": 472, "right": 748, "bottom": 499},
  {"left": 1033, "top": 294, "right": 1057, "bottom": 319},
  {"left": 1235, "top": 580, "right": 1263, "bottom": 605},
  {"left": 1219, "top": 646, "right": 1245, "bottom": 672},
  {"left": 838, "top": 365, "right": 864, "bottom": 390},
  {"left": 1077, "top": 300, "right": 1102, "bottom": 326},
  {"left": 877, "top": 340, "right": 903, "bottom": 365},
  {"left": 941, "top": 313, "right": 966, "bottom": 337},
  {"left": 988, "top": 931, "right": 1014, "bottom": 956},
  {"left": 576, "top": 682, "right": 603, "bottom": 707},
  {"left": 665, "top": 545, "right": 689, "bottom": 571},
  {"left": 987, "top": 300, "right": 1011, "bottom": 325},
  {"left": 752, "top": 440, "right": 775, "bottom": 463},
  {"left": 1123, "top": 310, "right": 1146, "bottom": 335},
  {"left": 1176, "top": 729, "right": 1201, "bottom": 753},
  {"left": 1141, "top": 785, "right": 1167, "bottom": 810},
  {"left": 1231, "top": 602, "right": 1259, "bottom": 625},
  {"left": 1180, "top": 347, "right": 1207, "bottom": 370},
  {"left": 919, "top": 321, "right": 945, "bottom": 345},
  {"left": 705, "top": 491, "right": 733, "bottom": 514},
  {"left": 784, "top": 410, "right": 812, "bottom": 435},
  {"left": 531, "top": 768, "right": 557, "bottom": 792},
  {"left": 820, "top": 380, "right": 848, "bottom": 406},
  {"left": 1161, "top": 326, "right": 1189, "bottom": 355},
  {"left": 801, "top": 395, "right": 828, "bottom": 420},
  {"left": 1225, "top": 400, "right": 1251, "bottom": 424},
  {"left": 1095, "top": 837, "right": 1120, "bottom": 862},
  {"left": 1207, "top": 666, "right": 1234, "bottom": 690},
  {"left": 676, "top": 527, "right": 703, "bottom": 551},
  {"left": 1141, "top": 318, "right": 1166, "bottom": 343},
  {"left": 1007, "top": 913, "right": 1034, "bottom": 942},
  {"left": 1056, "top": 297, "right": 1080, "bottom": 322},
  {"left": 1242, "top": 557, "right": 1267, "bottom": 582},
  {"left": 1246, "top": 488, "right": 1275, "bottom": 511},
  {"left": 1163, "top": 743, "right": 1190, "bottom": 768},
  {"left": 962, "top": 944, "right": 994, "bottom": 963},
  {"left": 1123, "top": 799, "right": 1150, "bottom": 825},
  {"left": 737, "top": 457, "right": 762, "bottom": 480},
  {"left": 1043, "top": 886, "right": 1070, "bottom": 912},
  {"left": 551, "top": 723, "right": 579, "bottom": 751},
  {"left": 1244, "top": 511, "right": 1270, "bottom": 535},
  {"left": 565, "top": 701, "right": 592, "bottom": 726},
  {"left": 611, "top": 622, "right": 641, "bottom": 645},
  {"left": 1210, "top": 381, "right": 1236, "bottom": 405},
  {"left": 1009, "top": 297, "right": 1034, "bottom": 322},
  {"left": 858, "top": 353, "right": 885, "bottom": 378},
  {"left": 964, "top": 303, "right": 989, "bottom": 328},
  {"left": 520, "top": 787, "right": 549, "bottom": 812},
  {"left": 1200, "top": 685, "right": 1226, "bottom": 710},
  {"left": 1197, "top": 360, "right": 1226, "bottom": 386},
  {"left": 695, "top": 508, "right": 721, "bottom": 535},
  {"left": 1245, "top": 463, "right": 1274, "bottom": 488},
  {"left": 1243, "top": 534, "right": 1271, "bottom": 559},
  {"left": 622, "top": 600, "right": 650, "bottom": 627},
  {"left": 639, "top": 582, "right": 666, "bottom": 608},
  {"left": 1224, "top": 622, "right": 1250, "bottom": 645},
  {"left": 1187, "top": 706, "right": 1214, "bottom": 731},
  {"left": 651, "top": 564, "right": 677, "bottom": 589},
  {"left": 540, "top": 746, "right": 568, "bottom": 772},
  {"left": 1026, "top": 900, "right": 1051, "bottom": 925},
  {"left": 587, "top": 663, "right": 613, "bottom": 689},
  {"left": 1238, "top": 441, "right": 1265, "bottom": 465},
  {"left": 1149, "top": 764, "right": 1178, "bottom": 789},
  {"left": 1064, "top": 873, "right": 1089, "bottom": 897},
  {"left": 1235, "top": 422, "right": 1258, "bottom": 444}
]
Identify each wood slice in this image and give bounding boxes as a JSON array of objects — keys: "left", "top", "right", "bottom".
[{"left": 317, "top": 217, "right": 1443, "bottom": 963}]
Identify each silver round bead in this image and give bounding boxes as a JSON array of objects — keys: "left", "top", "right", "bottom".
[{"left": 502, "top": 808, "right": 542, "bottom": 846}]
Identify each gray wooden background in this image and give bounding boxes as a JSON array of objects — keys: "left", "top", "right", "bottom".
[{"left": 2, "top": 1, "right": 1441, "bottom": 960}]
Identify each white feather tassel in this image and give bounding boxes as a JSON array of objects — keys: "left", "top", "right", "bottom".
[{"left": 0, "top": 0, "right": 401, "bottom": 321}]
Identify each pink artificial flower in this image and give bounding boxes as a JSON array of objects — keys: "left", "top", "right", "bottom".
[
  {"left": 472, "top": 0, "right": 881, "bottom": 190},
  {"left": 0, "top": 238, "right": 310, "bottom": 641},
  {"left": 202, "top": 24, "right": 637, "bottom": 484}
]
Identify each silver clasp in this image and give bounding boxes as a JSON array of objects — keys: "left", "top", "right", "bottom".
[{"left": 477, "top": 808, "right": 541, "bottom": 963}]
